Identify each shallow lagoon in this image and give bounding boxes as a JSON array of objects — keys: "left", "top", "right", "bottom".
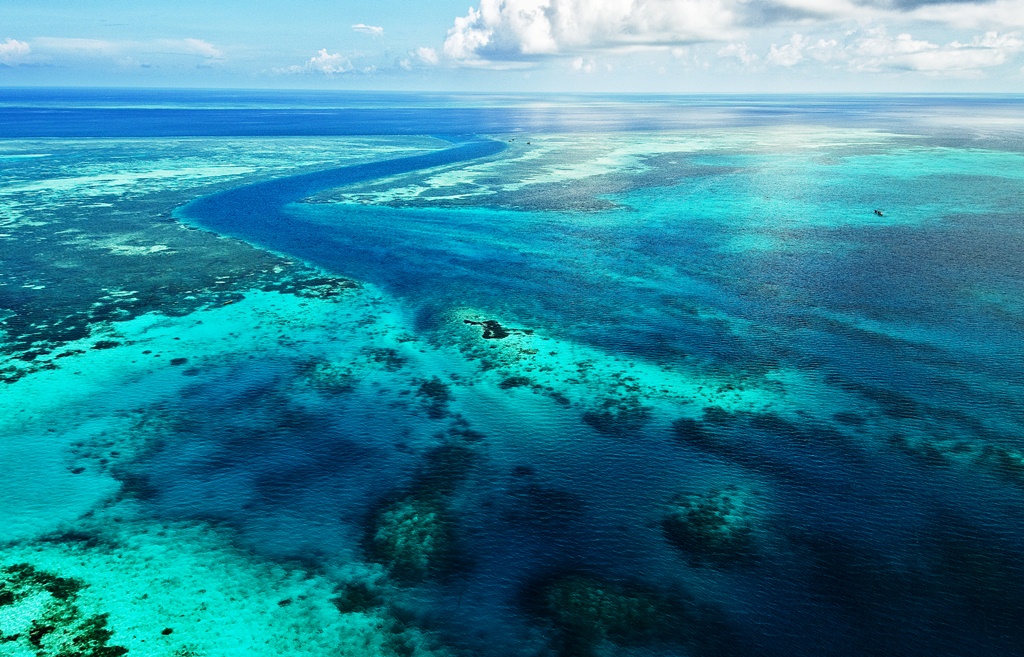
[{"left": 2, "top": 92, "right": 1023, "bottom": 657}]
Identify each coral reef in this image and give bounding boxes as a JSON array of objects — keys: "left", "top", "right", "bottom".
[
  {"left": 297, "top": 358, "right": 357, "bottom": 393},
  {"left": 525, "top": 573, "right": 693, "bottom": 656},
  {"left": 364, "top": 347, "right": 408, "bottom": 372},
  {"left": 498, "top": 376, "right": 532, "bottom": 390},
  {"left": 330, "top": 581, "right": 384, "bottom": 614},
  {"left": 415, "top": 443, "right": 477, "bottom": 495},
  {"left": 367, "top": 495, "right": 455, "bottom": 583},
  {"left": 0, "top": 563, "right": 127, "bottom": 656},
  {"left": 259, "top": 273, "right": 358, "bottom": 300},
  {"left": 663, "top": 486, "right": 758, "bottom": 566},
  {"left": 415, "top": 377, "right": 452, "bottom": 419},
  {"left": 670, "top": 416, "right": 721, "bottom": 451},
  {"left": 581, "top": 397, "right": 651, "bottom": 436},
  {"left": 444, "top": 416, "right": 486, "bottom": 443},
  {"left": 462, "top": 319, "right": 509, "bottom": 340},
  {"left": 365, "top": 437, "right": 481, "bottom": 583}
]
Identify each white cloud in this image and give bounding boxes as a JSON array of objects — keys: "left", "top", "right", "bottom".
[
  {"left": 763, "top": 0, "right": 862, "bottom": 21},
  {"left": 415, "top": 46, "right": 439, "bottom": 65},
  {"left": 717, "top": 42, "right": 758, "bottom": 65},
  {"left": 443, "top": 0, "right": 741, "bottom": 63},
  {"left": 33, "top": 37, "right": 121, "bottom": 56},
  {"left": 767, "top": 33, "right": 808, "bottom": 66},
  {"left": 851, "top": 29, "right": 969, "bottom": 73},
  {"left": 443, "top": 6, "right": 493, "bottom": 60},
  {"left": 571, "top": 56, "right": 596, "bottom": 72},
  {"left": 150, "top": 38, "right": 222, "bottom": 58},
  {"left": 901, "top": 31, "right": 1023, "bottom": 73},
  {"left": 31, "top": 37, "right": 222, "bottom": 60},
  {"left": 301, "top": 48, "right": 353, "bottom": 74},
  {"left": 782, "top": 27, "right": 1024, "bottom": 76},
  {"left": 0, "top": 38, "right": 30, "bottom": 65},
  {"left": 806, "top": 38, "right": 840, "bottom": 63},
  {"left": 178, "top": 38, "right": 222, "bottom": 58},
  {"left": 435, "top": 0, "right": 1024, "bottom": 80},
  {"left": 852, "top": 29, "right": 935, "bottom": 65},
  {"left": 397, "top": 47, "right": 440, "bottom": 70},
  {"left": 910, "top": 0, "right": 1024, "bottom": 31},
  {"left": 276, "top": 48, "right": 355, "bottom": 75},
  {"left": 768, "top": 34, "right": 845, "bottom": 68},
  {"left": 352, "top": 24, "right": 385, "bottom": 36},
  {"left": 712, "top": 25, "right": 1022, "bottom": 76}
]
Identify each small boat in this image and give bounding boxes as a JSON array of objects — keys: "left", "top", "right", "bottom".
[{"left": 873, "top": 209, "right": 884, "bottom": 217}]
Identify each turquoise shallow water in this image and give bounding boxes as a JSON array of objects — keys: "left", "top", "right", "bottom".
[{"left": 2, "top": 93, "right": 1024, "bottom": 657}]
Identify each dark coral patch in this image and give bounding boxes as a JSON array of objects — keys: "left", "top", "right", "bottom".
[
  {"left": 463, "top": 318, "right": 535, "bottom": 340},
  {"left": 331, "top": 581, "right": 383, "bottom": 614},
  {"left": 663, "top": 486, "right": 758, "bottom": 566},
  {"left": 366, "top": 494, "right": 457, "bottom": 583},
  {"left": 463, "top": 319, "right": 510, "bottom": 339},
  {"left": 0, "top": 565, "right": 127, "bottom": 656},
  {"left": 415, "top": 443, "right": 477, "bottom": 495},
  {"left": 670, "top": 417, "right": 720, "bottom": 451},
  {"left": 523, "top": 573, "right": 698, "bottom": 656},
  {"left": 416, "top": 376, "right": 453, "bottom": 419},
  {"left": 364, "top": 347, "right": 407, "bottom": 372},
  {"left": 297, "top": 358, "right": 357, "bottom": 393},
  {"left": 499, "top": 376, "right": 532, "bottom": 389},
  {"left": 581, "top": 398, "right": 651, "bottom": 436}
]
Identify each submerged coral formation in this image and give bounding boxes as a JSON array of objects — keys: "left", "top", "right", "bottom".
[
  {"left": 670, "top": 416, "right": 720, "bottom": 451},
  {"left": 367, "top": 495, "right": 455, "bottom": 583},
  {"left": 366, "top": 437, "right": 482, "bottom": 583},
  {"left": 415, "top": 377, "right": 453, "bottom": 419},
  {"left": 580, "top": 397, "right": 652, "bottom": 436},
  {"left": 526, "top": 574, "right": 693, "bottom": 656},
  {"left": 663, "top": 486, "right": 759, "bottom": 566},
  {"left": 298, "top": 358, "right": 358, "bottom": 393},
  {"left": 0, "top": 564, "right": 127, "bottom": 656},
  {"left": 462, "top": 319, "right": 510, "bottom": 340}
]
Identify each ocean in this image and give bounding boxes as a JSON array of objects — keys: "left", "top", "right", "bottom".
[{"left": 1, "top": 89, "right": 1023, "bottom": 657}]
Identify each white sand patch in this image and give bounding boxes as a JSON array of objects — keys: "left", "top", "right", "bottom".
[
  {"left": 0, "top": 153, "right": 52, "bottom": 160},
  {"left": 107, "top": 244, "right": 172, "bottom": 256},
  {"left": 0, "top": 591, "right": 51, "bottom": 636}
]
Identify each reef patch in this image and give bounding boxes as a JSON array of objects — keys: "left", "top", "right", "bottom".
[
  {"left": 0, "top": 563, "right": 127, "bottom": 657},
  {"left": 523, "top": 573, "right": 698, "bottom": 656},
  {"left": 663, "top": 486, "right": 761, "bottom": 566}
]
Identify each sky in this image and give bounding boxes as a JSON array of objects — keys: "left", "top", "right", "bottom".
[{"left": 1, "top": 0, "right": 1023, "bottom": 92}]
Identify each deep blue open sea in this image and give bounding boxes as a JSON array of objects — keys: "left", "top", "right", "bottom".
[{"left": 1, "top": 89, "right": 1023, "bottom": 657}]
